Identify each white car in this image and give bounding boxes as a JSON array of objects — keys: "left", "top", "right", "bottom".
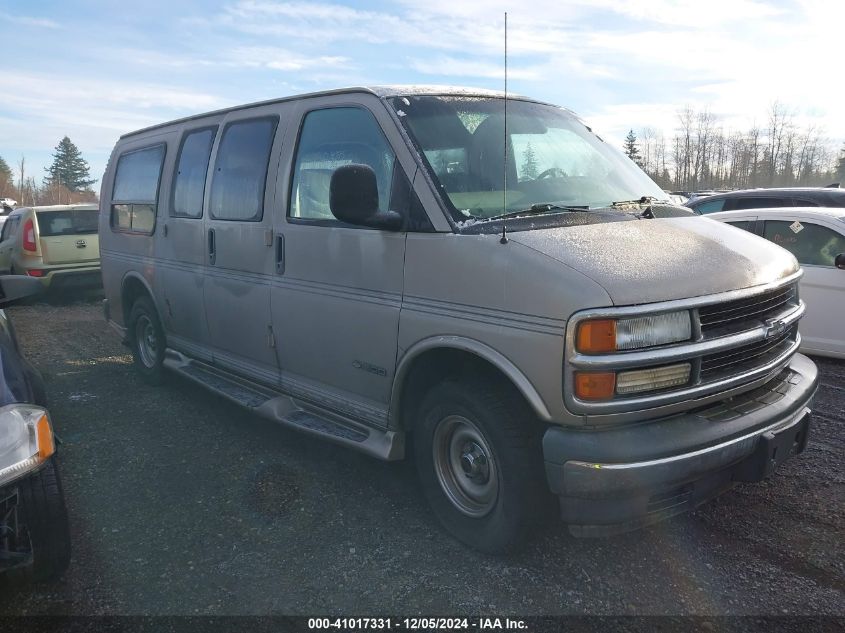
[{"left": 708, "top": 207, "right": 845, "bottom": 359}]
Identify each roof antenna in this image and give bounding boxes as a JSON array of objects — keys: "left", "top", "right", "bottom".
[{"left": 503, "top": 11, "right": 508, "bottom": 219}]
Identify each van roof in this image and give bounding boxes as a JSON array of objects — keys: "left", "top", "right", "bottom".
[{"left": 120, "top": 85, "right": 550, "bottom": 140}]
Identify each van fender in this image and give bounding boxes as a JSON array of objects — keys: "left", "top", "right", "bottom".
[
  {"left": 120, "top": 271, "right": 160, "bottom": 321},
  {"left": 389, "top": 335, "right": 552, "bottom": 425}
]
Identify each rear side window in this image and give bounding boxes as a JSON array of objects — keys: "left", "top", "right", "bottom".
[
  {"left": 692, "top": 198, "right": 725, "bottom": 214},
  {"left": 36, "top": 209, "right": 99, "bottom": 236},
  {"left": 111, "top": 144, "right": 166, "bottom": 234},
  {"left": 0, "top": 217, "right": 19, "bottom": 242},
  {"left": 724, "top": 220, "right": 753, "bottom": 232},
  {"left": 763, "top": 220, "right": 845, "bottom": 266},
  {"left": 728, "top": 196, "right": 789, "bottom": 211},
  {"left": 209, "top": 118, "right": 277, "bottom": 221},
  {"left": 172, "top": 127, "right": 217, "bottom": 218}
]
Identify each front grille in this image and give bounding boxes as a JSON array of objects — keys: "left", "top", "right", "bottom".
[
  {"left": 700, "top": 325, "right": 797, "bottom": 381},
  {"left": 567, "top": 277, "right": 803, "bottom": 416},
  {"left": 698, "top": 283, "right": 797, "bottom": 336}
]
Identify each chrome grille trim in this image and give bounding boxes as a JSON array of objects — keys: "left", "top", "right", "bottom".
[
  {"left": 564, "top": 271, "right": 804, "bottom": 418},
  {"left": 700, "top": 325, "right": 796, "bottom": 379},
  {"left": 698, "top": 285, "right": 797, "bottom": 331},
  {"left": 697, "top": 283, "right": 798, "bottom": 337}
]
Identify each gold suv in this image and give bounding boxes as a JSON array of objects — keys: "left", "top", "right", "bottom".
[{"left": 0, "top": 204, "right": 101, "bottom": 291}]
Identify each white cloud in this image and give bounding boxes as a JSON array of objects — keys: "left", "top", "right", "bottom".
[
  {"left": 410, "top": 57, "right": 542, "bottom": 81},
  {"left": 228, "top": 46, "right": 350, "bottom": 71},
  {"left": 1, "top": 72, "right": 229, "bottom": 183},
  {"left": 0, "top": 12, "right": 60, "bottom": 29}
]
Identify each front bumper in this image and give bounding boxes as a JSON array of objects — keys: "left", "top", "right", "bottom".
[{"left": 543, "top": 353, "right": 818, "bottom": 536}]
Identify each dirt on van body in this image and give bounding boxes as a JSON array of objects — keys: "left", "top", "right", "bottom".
[{"left": 1, "top": 298, "right": 843, "bottom": 617}]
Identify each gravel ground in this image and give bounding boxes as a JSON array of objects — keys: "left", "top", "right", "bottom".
[{"left": 0, "top": 297, "right": 842, "bottom": 616}]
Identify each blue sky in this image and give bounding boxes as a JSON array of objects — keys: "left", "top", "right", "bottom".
[{"left": 1, "top": 0, "right": 842, "bottom": 189}]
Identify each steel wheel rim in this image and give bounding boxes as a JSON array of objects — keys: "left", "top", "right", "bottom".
[
  {"left": 135, "top": 315, "right": 157, "bottom": 368},
  {"left": 432, "top": 415, "right": 498, "bottom": 517}
]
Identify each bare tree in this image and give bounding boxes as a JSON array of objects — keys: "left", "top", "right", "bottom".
[
  {"left": 766, "top": 101, "right": 795, "bottom": 185},
  {"left": 643, "top": 104, "right": 839, "bottom": 191}
]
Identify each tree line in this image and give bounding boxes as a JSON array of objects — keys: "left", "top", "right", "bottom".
[
  {"left": 0, "top": 136, "right": 97, "bottom": 207},
  {"left": 623, "top": 102, "right": 845, "bottom": 192}
]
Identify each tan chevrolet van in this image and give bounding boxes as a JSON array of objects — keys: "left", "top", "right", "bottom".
[
  {"left": 99, "top": 86, "right": 817, "bottom": 552},
  {"left": 0, "top": 204, "right": 101, "bottom": 291}
]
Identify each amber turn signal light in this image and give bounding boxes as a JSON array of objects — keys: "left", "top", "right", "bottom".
[
  {"left": 576, "top": 319, "right": 616, "bottom": 353},
  {"left": 35, "top": 414, "right": 55, "bottom": 460},
  {"left": 574, "top": 372, "right": 616, "bottom": 400}
]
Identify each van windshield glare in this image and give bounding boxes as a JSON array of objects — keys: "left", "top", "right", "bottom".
[{"left": 390, "top": 96, "right": 667, "bottom": 224}]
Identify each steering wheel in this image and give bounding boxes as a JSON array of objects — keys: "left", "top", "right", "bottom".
[{"left": 536, "top": 167, "right": 567, "bottom": 180}]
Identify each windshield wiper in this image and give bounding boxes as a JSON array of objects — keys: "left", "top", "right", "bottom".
[
  {"left": 486, "top": 203, "right": 589, "bottom": 222},
  {"left": 610, "top": 196, "right": 665, "bottom": 207}
]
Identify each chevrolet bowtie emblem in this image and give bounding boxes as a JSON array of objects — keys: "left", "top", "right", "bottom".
[{"left": 763, "top": 317, "right": 788, "bottom": 339}]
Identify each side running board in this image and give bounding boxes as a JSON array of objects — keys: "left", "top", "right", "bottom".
[{"left": 163, "top": 350, "right": 404, "bottom": 461}]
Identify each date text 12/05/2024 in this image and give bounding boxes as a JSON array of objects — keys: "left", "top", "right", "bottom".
[{"left": 307, "top": 618, "right": 528, "bottom": 630}]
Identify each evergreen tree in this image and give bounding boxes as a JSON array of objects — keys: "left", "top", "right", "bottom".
[
  {"left": 835, "top": 144, "right": 845, "bottom": 183},
  {"left": 44, "top": 137, "right": 95, "bottom": 192},
  {"left": 623, "top": 129, "right": 642, "bottom": 165},
  {"left": 0, "top": 156, "right": 12, "bottom": 191},
  {"left": 521, "top": 142, "right": 538, "bottom": 179}
]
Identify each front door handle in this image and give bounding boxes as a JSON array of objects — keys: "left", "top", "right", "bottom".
[
  {"left": 275, "top": 234, "right": 285, "bottom": 274},
  {"left": 208, "top": 228, "right": 216, "bottom": 265}
]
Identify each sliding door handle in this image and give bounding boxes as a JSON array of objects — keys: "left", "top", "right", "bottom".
[
  {"left": 275, "top": 234, "right": 285, "bottom": 274},
  {"left": 208, "top": 228, "right": 216, "bottom": 265}
]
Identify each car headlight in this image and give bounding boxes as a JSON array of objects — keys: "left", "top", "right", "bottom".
[
  {"left": 0, "top": 405, "right": 55, "bottom": 488},
  {"left": 576, "top": 311, "right": 692, "bottom": 353}
]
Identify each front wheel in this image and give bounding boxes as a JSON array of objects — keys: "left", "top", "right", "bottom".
[
  {"left": 16, "top": 457, "right": 71, "bottom": 582},
  {"left": 129, "top": 296, "right": 166, "bottom": 385},
  {"left": 414, "top": 378, "right": 549, "bottom": 553}
]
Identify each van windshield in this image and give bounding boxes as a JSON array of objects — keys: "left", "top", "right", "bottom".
[
  {"left": 36, "top": 209, "right": 100, "bottom": 236},
  {"left": 390, "top": 96, "right": 667, "bottom": 224}
]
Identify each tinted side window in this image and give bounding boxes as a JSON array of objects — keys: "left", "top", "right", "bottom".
[
  {"left": 790, "top": 198, "right": 819, "bottom": 207},
  {"left": 290, "top": 108, "right": 395, "bottom": 222},
  {"left": 111, "top": 144, "right": 165, "bottom": 234},
  {"left": 0, "top": 217, "right": 18, "bottom": 242},
  {"left": 725, "top": 220, "right": 752, "bottom": 232},
  {"left": 209, "top": 118, "right": 277, "bottom": 221},
  {"left": 172, "top": 127, "right": 217, "bottom": 218},
  {"left": 763, "top": 220, "right": 845, "bottom": 266},
  {"left": 827, "top": 194, "right": 845, "bottom": 208},
  {"left": 728, "top": 196, "right": 789, "bottom": 211},
  {"left": 692, "top": 198, "right": 725, "bottom": 214}
]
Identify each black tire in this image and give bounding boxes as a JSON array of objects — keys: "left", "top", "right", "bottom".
[
  {"left": 413, "top": 378, "right": 549, "bottom": 554},
  {"left": 16, "top": 457, "right": 71, "bottom": 582},
  {"left": 129, "top": 296, "right": 165, "bottom": 385}
]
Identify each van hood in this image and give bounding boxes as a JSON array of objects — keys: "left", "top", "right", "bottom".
[{"left": 508, "top": 217, "right": 799, "bottom": 306}]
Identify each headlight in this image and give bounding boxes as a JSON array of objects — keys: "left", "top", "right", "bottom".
[
  {"left": 0, "top": 405, "right": 55, "bottom": 487},
  {"left": 576, "top": 311, "right": 692, "bottom": 353}
]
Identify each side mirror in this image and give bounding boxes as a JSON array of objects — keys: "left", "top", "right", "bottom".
[
  {"left": 835, "top": 253, "right": 845, "bottom": 270},
  {"left": 329, "top": 164, "right": 403, "bottom": 231},
  {"left": 0, "top": 275, "right": 43, "bottom": 306}
]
